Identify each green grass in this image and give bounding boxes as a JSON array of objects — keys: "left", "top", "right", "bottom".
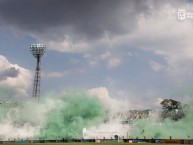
[{"left": 0, "top": 143, "right": 184, "bottom": 145}]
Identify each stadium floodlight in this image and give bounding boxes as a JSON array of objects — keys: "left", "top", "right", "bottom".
[
  {"left": 30, "top": 44, "right": 46, "bottom": 58},
  {"left": 30, "top": 43, "right": 46, "bottom": 100}
]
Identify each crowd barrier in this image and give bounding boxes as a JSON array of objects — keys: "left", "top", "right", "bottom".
[
  {"left": 123, "top": 139, "right": 193, "bottom": 144},
  {"left": 0, "top": 139, "right": 193, "bottom": 144}
]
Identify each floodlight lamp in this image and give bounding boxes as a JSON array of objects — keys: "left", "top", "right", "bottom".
[{"left": 30, "top": 43, "right": 46, "bottom": 58}]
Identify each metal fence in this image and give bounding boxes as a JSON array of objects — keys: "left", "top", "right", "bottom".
[{"left": 0, "top": 139, "right": 193, "bottom": 144}]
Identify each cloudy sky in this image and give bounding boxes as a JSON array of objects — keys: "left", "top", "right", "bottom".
[{"left": 0, "top": 0, "right": 193, "bottom": 108}]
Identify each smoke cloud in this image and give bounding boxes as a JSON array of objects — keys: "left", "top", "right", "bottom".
[
  {"left": 0, "top": 91, "right": 107, "bottom": 140},
  {"left": 132, "top": 105, "right": 193, "bottom": 139},
  {"left": 0, "top": 87, "right": 193, "bottom": 140}
]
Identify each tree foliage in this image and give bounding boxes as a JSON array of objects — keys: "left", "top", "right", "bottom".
[{"left": 160, "top": 99, "right": 186, "bottom": 121}]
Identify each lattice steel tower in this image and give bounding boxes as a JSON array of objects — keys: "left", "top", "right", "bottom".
[{"left": 30, "top": 44, "right": 46, "bottom": 99}]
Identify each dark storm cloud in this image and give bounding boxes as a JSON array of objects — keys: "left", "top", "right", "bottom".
[
  {"left": 0, "top": 0, "right": 150, "bottom": 39},
  {"left": 0, "top": 67, "right": 19, "bottom": 80}
]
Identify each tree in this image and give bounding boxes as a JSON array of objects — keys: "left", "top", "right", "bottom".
[{"left": 160, "top": 99, "right": 185, "bottom": 121}]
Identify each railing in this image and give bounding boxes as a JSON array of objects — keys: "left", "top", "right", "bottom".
[{"left": 0, "top": 138, "right": 193, "bottom": 144}]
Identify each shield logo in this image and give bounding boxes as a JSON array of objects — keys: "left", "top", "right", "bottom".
[{"left": 178, "top": 9, "right": 186, "bottom": 20}]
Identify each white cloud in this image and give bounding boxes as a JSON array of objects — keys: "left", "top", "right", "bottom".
[
  {"left": 6, "top": 1, "right": 192, "bottom": 80},
  {"left": 121, "top": 2, "right": 193, "bottom": 83},
  {"left": 38, "top": 1, "right": 193, "bottom": 80},
  {"left": 150, "top": 61, "right": 165, "bottom": 72},
  {"left": 0, "top": 55, "right": 32, "bottom": 97},
  {"left": 3, "top": 1, "right": 193, "bottom": 84},
  {"left": 100, "top": 51, "right": 111, "bottom": 60},
  {"left": 85, "top": 51, "right": 123, "bottom": 69},
  {"left": 108, "top": 57, "right": 122, "bottom": 68},
  {"left": 100, "top": 51, "right": 122, "bottom": 68},
  {"left": 88, "top": 87, "right": 110, "bottom": 101},
  {"left": 46, "top": 37, "right": 90, "bottom": 53},
  {"left": 29, "top": 26, "right": 92, "bottom": 53},
  {"left": 42, "top": 71, "right": 68, "bottom": 78},
  {"left": 87, "top": 87, "right": 146, "bottom": 112},
  {"left": 70, "top": 58, "right": 80, "bottom": 64}
]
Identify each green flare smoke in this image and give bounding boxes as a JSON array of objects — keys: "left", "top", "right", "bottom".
[
  {"left": 2, "top": 89, "right": 193, "bottom": 140},
  {"left": 0, "top": 91, "right": 107, "bottom": 140},
  {"left": 38, "top": 91, "right": 106, "bottom": 139},
  {"left": 132, "top": 106, "right": 193, "bottom": 139}
]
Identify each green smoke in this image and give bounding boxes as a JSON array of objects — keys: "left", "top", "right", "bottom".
[
  {"left": 0, "top": 90, "right": 107, "bottom": 140},
  {"left": 132, "top": 105, "right": 193, "bottom": 139},
  {"left": 3, "top": 87, "right": 193, "bottom": 140},
  {"left": 38, "top": 91, "right": 106, "bottom": 139}
]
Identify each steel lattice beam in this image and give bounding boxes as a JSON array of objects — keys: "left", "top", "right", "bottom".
[{"left": 30, "top": 44, "right": 46, "bottom": 100}]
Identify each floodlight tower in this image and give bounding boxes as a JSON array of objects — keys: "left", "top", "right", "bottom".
[{"left": 30, "top": 44, "right": 46, "bottom": 100}]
